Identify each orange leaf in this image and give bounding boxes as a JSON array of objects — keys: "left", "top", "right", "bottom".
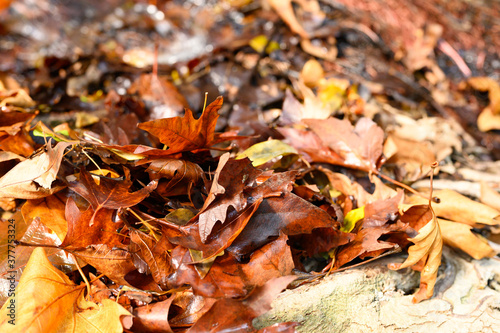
[
  {"left": 0, "top": 248, "right": 130, "bottom": 332},
  {"left": 138, "top": 97, "right": 223, "bottom": 154}
]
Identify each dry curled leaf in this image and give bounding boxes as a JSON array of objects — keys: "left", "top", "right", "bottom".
[
  {"left": 389, "top": 204, "right": 443, "bottom": 303},
  {"left": 0, "top": 142, "right": 70, "bottom": 199}
]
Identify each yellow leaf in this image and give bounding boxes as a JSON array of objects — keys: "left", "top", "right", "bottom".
[
  {"left": 477, "top": 106, "right": 500, "bottom": 132},
  {"left": 90, "top": 169, "right": 121, "bottom": 178},
  {"left": 249, "top": 35, "right": 280, "bottom": 54},
  {"left": 341, "top": 206, "right": 364, "bottom": 233},
  {"left": 408, "top": 189, "right": 500, "bottom": 226},
  {"left": 389, "top": 204, "right": 443, "bottom": 303},
  {"left": 109, "top": 148, "right": 145, "bottom": 161},
  {"left": 236, "top": 140, "right": 297, "bottom": 166},
  {"left": 300, "top": 59, "right": 324, "bottom": 88},
  {"left": 438, "top": 218, "right": 496, "bottom": 260},
  {"left": 0, "top": 247, "right": 130, "bottom": 332}
]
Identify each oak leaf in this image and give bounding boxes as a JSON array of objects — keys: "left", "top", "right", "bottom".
[{"left": 0, "top": 247, "right": 130, "bottom": 333}]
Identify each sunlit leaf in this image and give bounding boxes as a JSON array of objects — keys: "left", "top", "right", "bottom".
[
  {"left": 236, "top": 140, "right": 297, "bottom": 166},
  {"left": 341, "top": 206, "right": 364, "bottom": 233},
  {"left": 0, "top": 248, "right": 130, "bottom": 332}
]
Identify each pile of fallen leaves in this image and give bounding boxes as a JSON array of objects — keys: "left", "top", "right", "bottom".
[{"left": 1, "top": 0, "right": 500, "bottom": 332}]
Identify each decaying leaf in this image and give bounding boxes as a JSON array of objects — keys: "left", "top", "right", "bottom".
[
  {"left": 187, "top": 275, "right": 297, "bottom": 333},
  {"left": 0, "top": 247, "right": 130, "bottom": 332},
  {"left": 129, "top": 229, "right": 173, "bottom": 289},
  {"left": 389, "top": 204, "right": 443, "bottom": 303}
]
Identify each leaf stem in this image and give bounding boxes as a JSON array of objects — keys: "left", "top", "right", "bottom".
[
  {"left": 373, "top": 169, "right": 439, "bottom": 203},
  {"left": 70, "top": 253, "right": 92, "bottom": 300}
]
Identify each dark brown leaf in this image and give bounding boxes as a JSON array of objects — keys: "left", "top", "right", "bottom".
[
  {"left": 228, "top": 192, "right": 342, "bottom": 259},
  {"left": 129, "top": 229, "right": 173, "bottom": 289},
  {"left": 197, "top": 157, "right": 263, "bottom": 242}
]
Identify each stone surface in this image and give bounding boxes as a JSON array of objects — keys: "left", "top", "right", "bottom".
[{"left": 254, "top": 247, "right": 500, "bottom": 332}]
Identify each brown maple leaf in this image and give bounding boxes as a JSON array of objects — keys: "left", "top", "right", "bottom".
[
  {"left": 69, "top": 168, "right": 157, "bottom": 226},
  {"left": 138, "top": 97, "right": 223, "bottom": 154}
]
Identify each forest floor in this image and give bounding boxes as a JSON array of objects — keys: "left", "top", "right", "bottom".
[{"left": 1, "top": 0, "right": 500, "bottom": 332}]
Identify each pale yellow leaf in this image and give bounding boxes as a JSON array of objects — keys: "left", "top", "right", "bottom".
[
  {"left": 408, "top": 189, "right": 500, "bottom": 226},
  {"left": 480, "top": 181, "right": 500, "bottom": 211},
  {"left": 438, "top": 218, "right": 496, "bottom": 260},
  {"left": 236, "top": 140, "right": 297, "bottom": 166}
]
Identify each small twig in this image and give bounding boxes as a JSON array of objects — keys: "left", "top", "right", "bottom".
[{"left": 70, "top": 253, "right": 92, "bottom": 300}]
